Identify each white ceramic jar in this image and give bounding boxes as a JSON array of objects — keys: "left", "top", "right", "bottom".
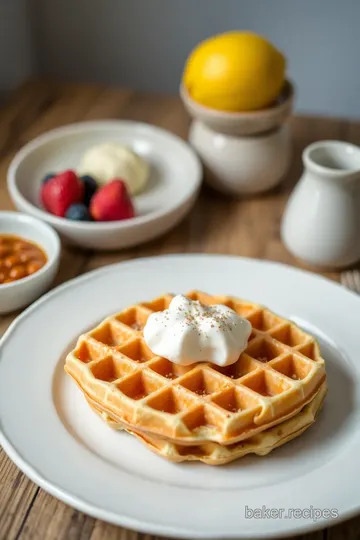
[
  {"left": 180, "top": 81, "right": 294, "bottom": 196},
  {"left": 281, "top": 140, "right": 360, "bottom": 269},
  {"left": 188, "top": 122, "right": 292, "bottom": 196}
]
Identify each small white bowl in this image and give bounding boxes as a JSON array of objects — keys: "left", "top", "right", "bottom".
[
  {"left": 180, "top": 80, "right": 295, "bottom": 136},
  {"left": 0, "top": 212, "right": 60, "bottom": 314},
  {"left": 7, "top": 121, "right": 202, "bottom": 250}
]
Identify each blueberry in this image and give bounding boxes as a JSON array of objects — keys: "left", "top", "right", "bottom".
[
  {"left": 41, "top": 172, "right": 56, "bottom": 184},
  {"left": 65, "top": 203, "right": 92, "bottom": 221},
  {"left": 80, "top": 175, "right": 98, "bottom": 206}
]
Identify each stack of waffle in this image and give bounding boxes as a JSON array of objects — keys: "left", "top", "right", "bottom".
[{"left": 65, "top": 291, "right": 327, "bottom": 465}]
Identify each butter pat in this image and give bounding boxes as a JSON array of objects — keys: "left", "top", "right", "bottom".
[{"left": 78, "top": 142, "right": 149, "bottom": 195}]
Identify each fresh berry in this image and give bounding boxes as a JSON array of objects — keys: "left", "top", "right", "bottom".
[
  {"left": 80, "top": 175, "right": 98, "bottom": 206},
  {"left": 65, "top": 203, "right": 92, "bottom": 221},
  {"left": 40, "top": 170, "right": 84, "bottom": 217},
  {"left": 41, "top": 173, "right": 56, "bottom": 184},
  {"left": 90, "top": 179, "right": 135, "bottom": 221}
]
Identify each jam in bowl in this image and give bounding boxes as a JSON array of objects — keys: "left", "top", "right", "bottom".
[
  {"left": 0, "top": 212, "right": 60, "bottom": 314},
  {"left": 0, "top": 235, "right": 47, "bottom": 285}
]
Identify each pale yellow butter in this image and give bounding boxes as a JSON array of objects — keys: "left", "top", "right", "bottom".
[{"left": 78, "top": 142, "right": 149, "bottom": 195}]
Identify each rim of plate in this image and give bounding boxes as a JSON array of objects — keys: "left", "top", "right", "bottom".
[
  {"left": 7, "top": 120, "right": 203, "bottom": 230},
  {"left": 0, "top": 254, "right": 360, "bottom": 539}
]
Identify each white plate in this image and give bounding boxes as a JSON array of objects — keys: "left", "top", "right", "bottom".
[
  {"left": 0, "top": 254, "right": 359, "bottom": 538},
  {"left": 7, "top": 121, "right": 202, "bottom": 250}
]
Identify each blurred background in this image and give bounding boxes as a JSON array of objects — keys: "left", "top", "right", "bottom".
[{"left": 1, "top": 0, "right": 359, "bottom": 118}]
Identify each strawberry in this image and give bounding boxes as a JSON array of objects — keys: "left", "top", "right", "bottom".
[
  {"left": 40, "top": 170, "right": 84, "bottom": 217},
  {"left": 90, "top": 179, "right": 135, "bottom": 221}
]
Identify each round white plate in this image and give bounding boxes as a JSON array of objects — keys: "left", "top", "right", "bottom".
[
  {"left": 7, "top": 121, "right": 202, "bottom": 250},
  {"left": 0, "top": 255, "right": 359, "bottom": 539}
]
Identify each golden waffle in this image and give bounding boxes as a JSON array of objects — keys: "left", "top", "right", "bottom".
[
  {"left": 86, "top": 383, "right": 327, "bottom": 465},
  {"left": 65, "top": 291, "right": 326, "bottom": 445}
]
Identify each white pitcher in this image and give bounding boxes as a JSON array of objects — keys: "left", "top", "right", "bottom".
[{"left": 281, "top": 140, "right": 360, "bottom": 269}]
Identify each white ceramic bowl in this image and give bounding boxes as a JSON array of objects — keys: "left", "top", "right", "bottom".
[
  {"left": 7, "top": 121, "right": 202, "bottom": 250},
  {"left": 180, "top": 80, "right": 295, "bottom": 136},
  {"left": 0, "top": 212, "right": 60, "bottom": 314}
]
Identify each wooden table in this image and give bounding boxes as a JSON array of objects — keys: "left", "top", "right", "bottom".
[{"left": 0, "top": 79, "right": 359, "bottom": 540}]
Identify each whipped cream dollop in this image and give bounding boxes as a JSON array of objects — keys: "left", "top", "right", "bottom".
[{"left": 143, "top": 295, "right": 252, "bottom": 367}]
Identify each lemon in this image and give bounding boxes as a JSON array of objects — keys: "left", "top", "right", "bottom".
[{"left": 183, "top": 31, "right": 286, "bottom": 112}]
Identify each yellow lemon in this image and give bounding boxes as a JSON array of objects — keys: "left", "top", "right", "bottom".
[{"left": 183, "top": 31, "right": 286, "bottom": 112}]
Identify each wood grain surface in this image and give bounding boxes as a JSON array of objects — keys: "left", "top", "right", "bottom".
[{"left": 0, "top": 79, "right": 359, "bottom": 540}]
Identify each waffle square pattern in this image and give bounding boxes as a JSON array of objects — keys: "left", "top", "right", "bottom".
[
  {"left": 85, "top": 382, "right": 327, "bottom": 465},
  {"left": 65, "top": 291, "right": 326, "bottom": 446}
]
